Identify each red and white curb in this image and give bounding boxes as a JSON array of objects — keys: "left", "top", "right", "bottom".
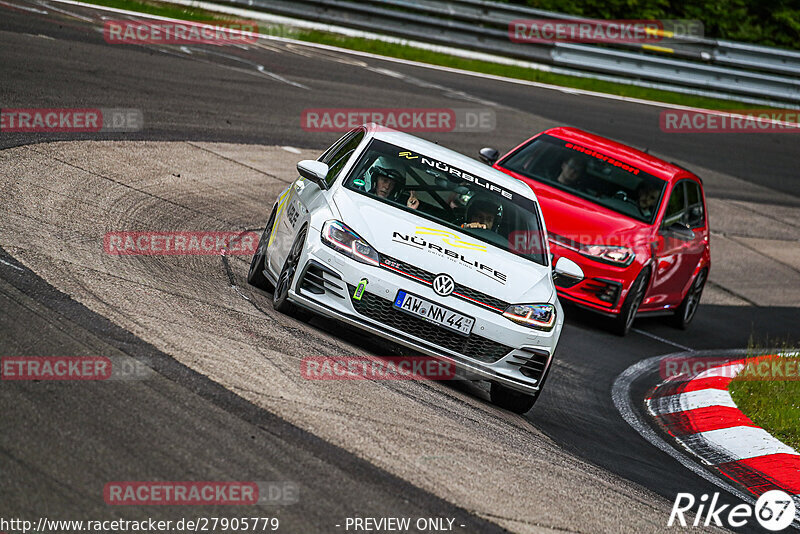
[
  {"left": 647, "top": 356, "right": 800, "bottom": 508},
  {"left": 613, "top": 350, "right": 800, "bottom": 528}
]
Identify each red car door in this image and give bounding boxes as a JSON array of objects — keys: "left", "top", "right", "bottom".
[{"left": 649, "top": 180, "right": 707, "bottom": 307}]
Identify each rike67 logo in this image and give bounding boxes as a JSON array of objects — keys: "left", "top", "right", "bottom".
[{"left": 669, "top": 491, "right": 796, "bottom": 531}]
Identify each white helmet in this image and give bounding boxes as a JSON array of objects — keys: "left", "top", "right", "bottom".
[{"left": 364, "top": 156, "right": 407, "bottom": 200}]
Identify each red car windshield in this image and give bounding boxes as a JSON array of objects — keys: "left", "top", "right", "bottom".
[{"left": 499, "top": 134, "right": 667, "bottom": 224}]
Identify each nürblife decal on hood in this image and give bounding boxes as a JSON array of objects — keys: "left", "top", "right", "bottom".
[
  {"left": 414, "top": 227, "right": 486, "bottom": 252},
  {"left": 391, "top": 230, "right": 507, "bottom": 284}
]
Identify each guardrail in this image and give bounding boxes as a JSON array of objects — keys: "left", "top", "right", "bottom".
[
  {"left": 390, "top": 0, "right": 800, "bottom": 77},
  {"left": 204, "top": 0, "right": 800, "bottom": 103}
]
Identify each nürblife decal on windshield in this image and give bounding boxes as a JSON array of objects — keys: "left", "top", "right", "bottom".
[{"left": 397, "top": 149, "right": 514, "bottom": 201}]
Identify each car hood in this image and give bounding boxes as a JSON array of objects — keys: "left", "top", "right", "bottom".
[{"left": 333, "top": 189, "right": 554, "bottom": 305}]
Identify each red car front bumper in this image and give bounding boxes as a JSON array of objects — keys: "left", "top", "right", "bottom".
[{"left": 549, "top": 240, "right": 640, "bottom": 317}]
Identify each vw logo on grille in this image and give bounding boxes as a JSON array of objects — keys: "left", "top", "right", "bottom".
[{"left": 432, "top": 274, "right": 455, "bottom": 297}]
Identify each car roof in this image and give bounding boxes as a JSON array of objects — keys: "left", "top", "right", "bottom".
[
  {"left": 364, "top": 123, "right": 539, "bottom": 201},
  {"left": 540, "top": 127, "right": 691, "bottom": 182}
]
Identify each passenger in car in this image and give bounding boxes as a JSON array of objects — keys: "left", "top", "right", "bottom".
[
  {"left": 406, "top": 190, "right": 420, "bottom": 210},
  {"left": 635, "top": 182, "right": 660, "bottom": 218},
  {"left": 461, "top": 195, "right": 502, "bottom": 231},
  {"left": 555, "top": 157, "right": 587, "bottom": 188}
]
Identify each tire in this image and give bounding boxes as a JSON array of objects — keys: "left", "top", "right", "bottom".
[
  {"left": 490, "top": 383, "right": 539, "bottom": 414},
  {"left": 672, "top": 268, "right": 707, "bottom": 330},
  {"left": 247, "top": 205, "right": 277, "bottom": 292},
  {"left": 610, "top": 267, "right": 650, "bottom": 337},
  {"left": 272, "top": 227, "right": 312, "bottom": 321}
]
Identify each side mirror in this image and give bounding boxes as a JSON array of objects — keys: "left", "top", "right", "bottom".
[
  {"left": 687, "top": 206, "right": 704, "bottom": 227},
  {"left": 478, "top": 147, "right": 500, "bottom": 166},
  {"left": 662, "top": 222, "right": 695, "bottom": 240},
  {"left": 297, "top": 160, "right": 329, "bottom": 190},
  {"left": 553, "top": 257, "right": 584, "bottom": 286}
]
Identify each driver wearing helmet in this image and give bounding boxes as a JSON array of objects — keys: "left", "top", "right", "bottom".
[
  {"left": 363, "top": 156, "right": 419, "bottom": 209},
  {"left": 462, "top": 195, "right": 502, "bottom": 231}
]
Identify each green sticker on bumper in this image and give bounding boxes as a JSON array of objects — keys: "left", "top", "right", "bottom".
[{"left": 353, "top": 278, "right": 368, "bottom": 301}]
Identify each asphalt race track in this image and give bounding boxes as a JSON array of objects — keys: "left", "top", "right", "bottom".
[{"left": 1, "top": 3, "right": 798, "bottom": 533}]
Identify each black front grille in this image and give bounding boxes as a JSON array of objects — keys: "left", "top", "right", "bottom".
[
  {"left": 381, "top": 256, "right": 432, "bottom": 284},
  {"left": 348, "top": 285, "right": 512, "bottom": 364},
  {"left": 452, "top": 283, "right": 507, "bottom": 312},
  {"left": 379, "top": 255, "right": 509, "bottom": 313}
]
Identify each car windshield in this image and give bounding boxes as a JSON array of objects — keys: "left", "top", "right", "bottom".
[
  {"left": 499, "top": 134, "right": 667, "bottom": 224},
  {"left": 343, "top": 139, "right": 548, "bottom": 266}
]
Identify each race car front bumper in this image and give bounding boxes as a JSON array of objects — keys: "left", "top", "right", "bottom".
[{"left": 278, "top": 231, "right": 562, "bottom": 396}]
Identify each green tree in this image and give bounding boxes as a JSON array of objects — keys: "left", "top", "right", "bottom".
[{"left": 514, "top": 0, "right": 800, "bottom": 50}]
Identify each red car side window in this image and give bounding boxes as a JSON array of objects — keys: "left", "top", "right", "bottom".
[
  {"left": 663, "top": 182, "right": 687, "bottom": 227},
  {"left": 685, "top": 182, "right": 705, "bottom": 228}
]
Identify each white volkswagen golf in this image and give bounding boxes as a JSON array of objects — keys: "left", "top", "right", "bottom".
[{"left": 248, "top": 124, "right": 570, "bottom": 413}]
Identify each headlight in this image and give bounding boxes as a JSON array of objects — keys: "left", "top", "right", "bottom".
[
  {"left": 580, "top": 245, "right": 635, "bottom": 266},
  {"left": 503, "top": 303, "right": 556, "bottom": 331},
  {"left": 321, "top": 220, "right": 380, "bottom": 266},
  {"left": 548, "top": 234, "right": 634, "bottom": 267}
]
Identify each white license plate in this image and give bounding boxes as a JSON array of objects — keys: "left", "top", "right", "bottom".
[{"left": 393, "top": 290, "right": 474, "bottom": 336}]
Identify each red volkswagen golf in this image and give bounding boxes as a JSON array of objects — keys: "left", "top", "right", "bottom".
[{"left": 483, "top": 127, "right": 710, "bottom": 335}]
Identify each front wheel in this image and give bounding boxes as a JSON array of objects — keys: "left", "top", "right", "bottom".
[
  {"left": 671, "top": 268, "right": 707, "bottom": 329},
  {"left": 610, "top": 267, "right": 650, "bottom": 337},
  {"left": 272, "top": 227, "right": 311, "bottom": 321},
  {"left": 490, "top": 383, "right": 539, "bottom": 414}
]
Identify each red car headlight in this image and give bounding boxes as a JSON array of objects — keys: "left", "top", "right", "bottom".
[
  {"left": 549, "top": 234, "right": 635, "bottom": 267},
  {"left": 580, "top": 245, "right": 635, "bottom": 267}
]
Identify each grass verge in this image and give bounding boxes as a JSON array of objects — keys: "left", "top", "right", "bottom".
[
  {"left": 77, "top": 0, "right": 226, "bottom": 22},
  {"left": 76, "top": 0, "right": 776, "bottom": 112},
  {"left": 729, "top": 351, "right": 800, "bottom": 452}
]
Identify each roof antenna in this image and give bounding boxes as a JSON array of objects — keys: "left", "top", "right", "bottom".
[{"left": 643, "top": 147, "right": 650, "bottom": 153}]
